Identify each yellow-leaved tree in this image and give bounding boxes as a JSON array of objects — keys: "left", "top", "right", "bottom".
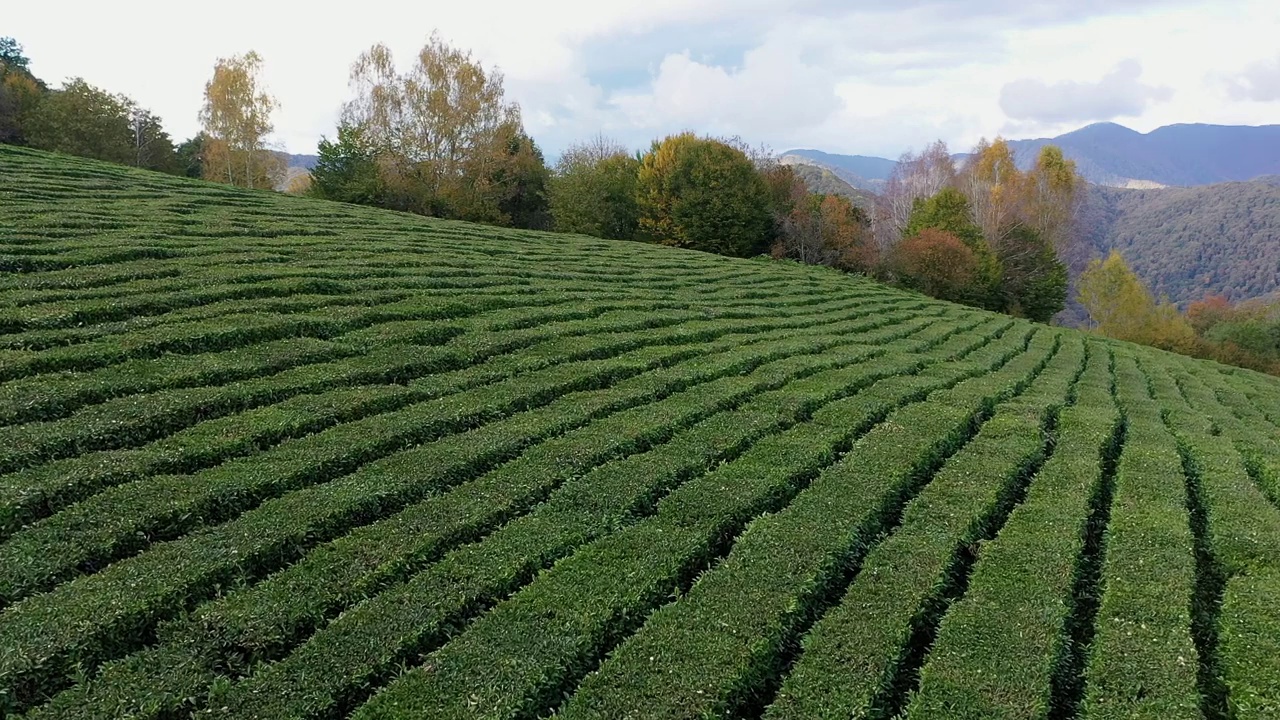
[
  {"left": 342, "top": 34, "right": 531, "bottom": 223},
  {"left": 1077, "top": 250, "right": 1197, "bottom": 352},
  {"left": 199, "top": 50, "right": 283, "bottom": 189}
]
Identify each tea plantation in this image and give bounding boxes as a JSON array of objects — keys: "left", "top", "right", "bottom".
[{"left": 1, "top": 145, "right": 1278, "bottom": 719}]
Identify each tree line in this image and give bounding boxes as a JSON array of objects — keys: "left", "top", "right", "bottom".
[
  {"left": 0, "top": 37, "right": 283, "bottom": 188},
  {"left": 1078, "top": 251, "right": 1280, "bottom": 375},
  {"left": 1, "top": 37, "right": 199, "bottom": 176},
  {"left": 4, "top": 33, "right": 1084, "bottom": 325},
  {"left": 10, "top": 33, "right": 1279, "bottom": 376}
]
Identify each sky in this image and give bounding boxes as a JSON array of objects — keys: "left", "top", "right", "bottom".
[{"left": 8, "top": 0, "right": 1280, "bottom": 160}]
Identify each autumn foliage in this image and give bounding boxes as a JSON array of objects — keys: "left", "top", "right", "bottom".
[
  {"left": 1076, "top": 251, "right": 1280, "bottom": 375},
  {"left": 890, "top": 229, "right": 979, "bottom": 304},
  {"left": 636, "top": 133, "right": 774, "bottom": 258},
  {"left": 774, "top": 192, "right": 877, "bottom": 272}
]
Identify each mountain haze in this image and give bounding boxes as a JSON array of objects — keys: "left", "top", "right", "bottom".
[
  {"left": 782, "top": 162, "right": 877, "bottom": 211},
  {"left": 786, "top": 122, "right": 1280, "bottom": 189},
  {"left": 1004, "top": 123, "right": 1280, "bottom": 187},
  {"left": 779, "top": 150, "right": 897, "bottom": 191}
]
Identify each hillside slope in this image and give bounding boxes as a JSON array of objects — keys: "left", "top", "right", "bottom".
[
  {"left": 1082, "top": 178, "right": 1280, "bottom": 305},
  {"left": 780, "top": 150, "right": 894, "bottom": 191},
  {"left": 782, "top": 160, "right": 877, "bottom": 211},
  {"left": 2, "top": 146, "right": 1280, "bottom": 720}
]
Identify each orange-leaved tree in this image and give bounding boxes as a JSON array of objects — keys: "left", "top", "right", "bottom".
[
  {"left": 891, "top": 228, "right": 979, "bottom": 304},
  {"left": 775, "top": 193, "right": 876, "bottom": 273}
]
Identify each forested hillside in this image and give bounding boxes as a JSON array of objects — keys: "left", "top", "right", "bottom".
[
  {"left": 782, "top": 161, "right": 877, "bottom": 211},
  {"left": 1082, "top": 179, "right": 1280, "bottom": 305}
]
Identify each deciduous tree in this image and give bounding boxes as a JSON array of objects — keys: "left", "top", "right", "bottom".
[
  {"left": 175, "top": 134, "right": 206, "bottom": 178},
  {"left": 199, "top": 50, "right": 281, "bottom": 189},
  {"left": 775, "top": 193, "right": 876, "bottom": 272},
  {"left": 1077, "top": 250, "right": 1196, "bottom": 351},
  {"left": 549, "top": 135, "right": 640, "bottom": 240},
  {"left": 903, "top": 186, "right": 1002, "bottom": 308},
  {"left": 342, "top": 35, "right": 531, "bottom": 222},
  {"left": 489, "top": 125, "right": 552, "bottom": 230},
  {"left": 125, "top": 106, "right": 178, "bottom": 172},
  {"left": 876, "top": 140, "right": 956, "bottom": 249},
  {"left": 1024, "top": 145, "right": 1085, "bottom": 258},
  {"left": 890, "top": 228, "right": 979, "bottom": 304},
  {"left": 958, "top": 137, "right": 1024, "bottom": 250},
  {"left": 636, "top": 133, "right": 773, "bottom": 258},
  {"left": 0, "top": 37, "right": 43, "bottom": 145},
  {"left": 309, "top": 124, "right": 385, "bottom": 206},
  {"left": 25, "top": 78, "right": 132, "bottom": 164}
]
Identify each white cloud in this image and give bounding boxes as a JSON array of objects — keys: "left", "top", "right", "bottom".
[
  {"left": 999, "top": 60, "right": 1173, "bottom": 125},
  {"left": 6, "top": 0, "right": 1280, "bottom": 159},
  {"left": 1222, "top": 52, "right": 1280, "bottom": 102},
  {"left": 607, "top": 39, "right": 844, "bottom": 138}
]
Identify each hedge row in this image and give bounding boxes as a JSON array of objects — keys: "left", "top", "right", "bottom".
[
  {"left": 759, "top": 333, "right": 1077, "bottom": 720},
  {"left": 0, "top": 303, "right": 776, "bottom": 475},
  {"left": 561, "top": 333, "right": 1079, "bottom": 720},
  {"left": 1154, "top": 356, "right": 1280, "bottom": 718},
  {"left": 0, "top": 338, "right": 356, "bottom": 426},
  {"left": 0, "top": 312, "right": 958, "bottom": 714},
  {"left": 193, "top": 315, "right": 969, "bottom": 661},
  {"left": 0, "top": 324, "right": 786, "bottom": 603},
  {"left": 183, "top": 321, "right": 1016, "bottom": 720},
  {"left": 0, "top": 342, "right": 752, "bottom": 711},
  {"left": 0, "top": 301, "right": 929, "bottom": 536},
  {"left": 26, "top": 313, "right": 992, "bottom": 720},
  {"left": 901, "top": 341, "right": 1119, "bottom": 719},
  {"left": 334, "top": 327, "right": 1041, "bottom": 719},
  {"left": 1082, "top": 352, "right": 1200, "bottom": 720},
  {"left": 0, "top": 288, "right": 420, "bottom": 352}
]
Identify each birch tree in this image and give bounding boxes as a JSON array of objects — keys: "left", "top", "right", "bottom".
[
  {"left": 342, "top": 34, "right": 525, "bottom": 220},
  {"left": 875, "top": 140, "right": 955, "bottom": 249},
  {"left": 199, "top": 51, "right": 280, "bottom": 189}
]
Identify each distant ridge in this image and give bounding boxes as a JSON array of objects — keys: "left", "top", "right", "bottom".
[
  {"left": 784, "top": 122, "right": 1280, "bottom": 189},
  {"left": 1002, "top": 122, "right": 1280, "bottom": 187}
]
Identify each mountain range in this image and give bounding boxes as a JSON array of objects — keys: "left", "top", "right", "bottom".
[
  {"left": 783, "top": 122, "right": 1280, "bottom": 189},
  {"left": 785, "top": 123, "right": 1280, "bottom": 311}
]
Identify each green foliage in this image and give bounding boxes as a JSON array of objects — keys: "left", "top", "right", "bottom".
[
  {"left": 0, "top": 38, "right": 44, "bottom": 145},
  {"left": 25, "top": 78, "right": 133, "bottom": 164},
  {"left": 637, "top": 133, "right": 774, "bottom": 258},
  {"left": 1077, "top": 250, "right": 1195, "bottom": 351},
  {"left": 550, "top": 138, "right": 641, "bottom": 240},
  {"left": 175, "top": 133, "right": 206, "bottom": 178},
  {"left": 998, "top": 226, "right": 1068, "bottom": 323},
  {"left": 1083, "top": 180, "right": 1280, "bottom": 306},
  {"left": 490, "top": 128, "right": 551, "bottom": 230},
  {"left": 4, "top": 146, "right": 1280, "bottom": 720},
  {"left": 308, "top": 124, "right": 386, "bottom": 206},
  {"left": 904, "top": 186, "right": 985, "bottom": 247},
  {"left": 1083, "top": 353, "right": 1200, "bottom": 720},
  {"left": 903, "top": 188, "right": 1003, "bottom": 309},
  {"left": 0, "top": 37, "right": 31, "bottom": 72},
  {"left": 906, "top": 343, "right": 1116, "bottom": 720},
  {"left": 567, "top": 331, "right": 1066, "bottom": 720}
]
